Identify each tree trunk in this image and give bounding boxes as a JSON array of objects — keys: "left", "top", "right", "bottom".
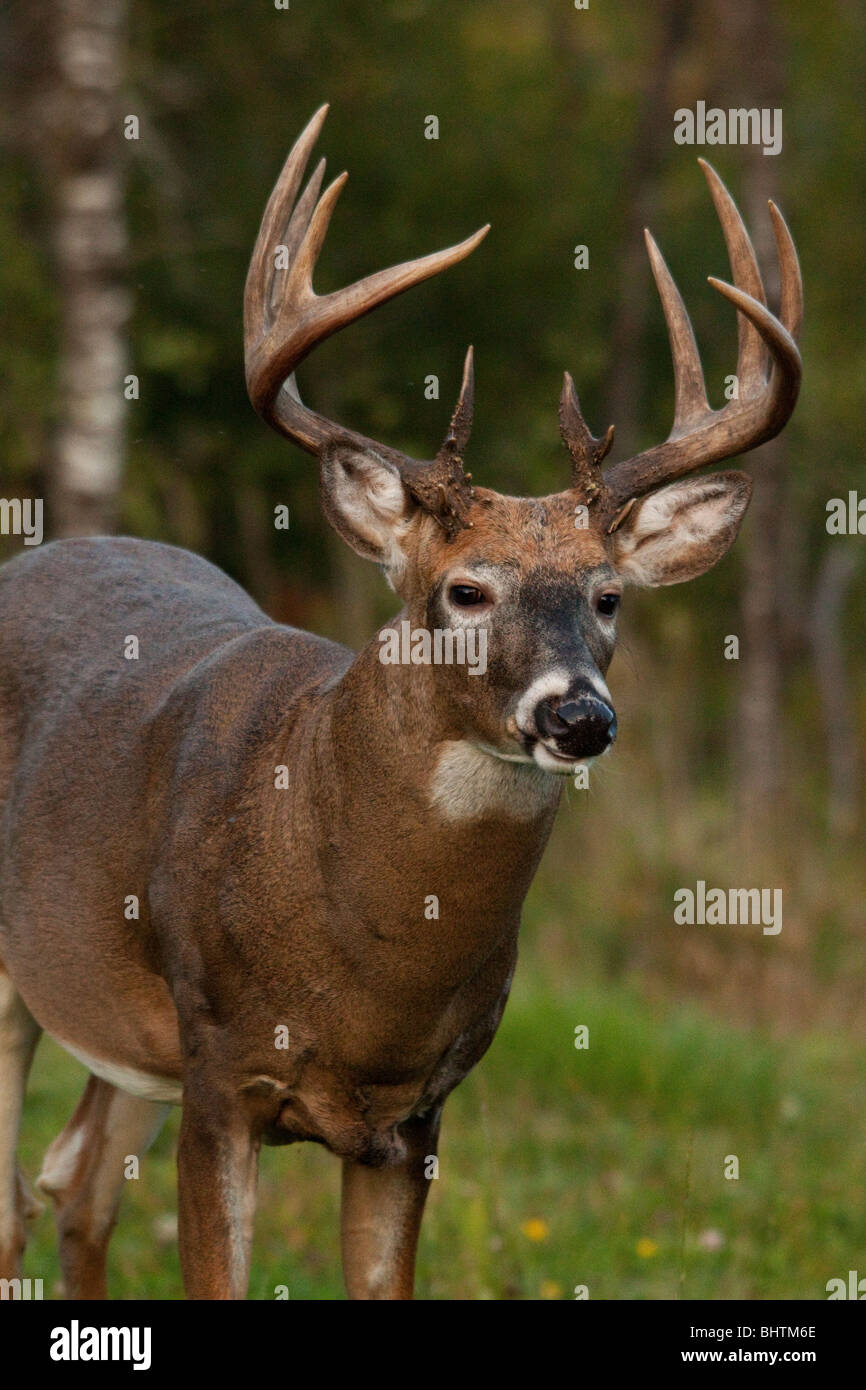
[
  {"left": 47, "top": 0, "right": 131, "bottom": 537},
  {"left": 710, "top": 0, "right": 789, "bottom": 840},
  {"left": 809, "top": 547, "right": 861, "bottom": 838}
]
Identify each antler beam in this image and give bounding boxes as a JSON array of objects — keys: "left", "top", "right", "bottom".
[{"left": 244, "top": 105, "right": 489, "bottom": 537}]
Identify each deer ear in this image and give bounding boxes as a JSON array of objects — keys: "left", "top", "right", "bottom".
[
  {"left": 610, "top": 471, "right": 752, "bottom": 586},
  {"left": 319, "top": 445, "right": 416, "bottom": 568}
]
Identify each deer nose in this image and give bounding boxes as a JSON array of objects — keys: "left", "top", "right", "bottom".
[{"left": 534, "top": 692, "right": 617, "bottom": 758}]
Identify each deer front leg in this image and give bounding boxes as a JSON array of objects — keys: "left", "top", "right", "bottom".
[
  {"left": 177, "top": 1090, "right": 259, "bottom": 1300},
  {"left": 340, "top": 1109, "right": 441, "bottom": 1300}
]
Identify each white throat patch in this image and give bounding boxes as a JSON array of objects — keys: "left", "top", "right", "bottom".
[{"left": 429, "top": 740, "right": 559, "bottom": 821}]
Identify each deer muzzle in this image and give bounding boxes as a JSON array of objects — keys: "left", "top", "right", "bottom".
[{"left": 534, "top": 689, "right": 618, "bottom": 760}]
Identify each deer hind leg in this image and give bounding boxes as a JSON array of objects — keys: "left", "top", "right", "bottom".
[
  {"left": 0, "top": 966, "right": 42, "bottom": 1280},
  {"left": 36, "top": 1075, "right": 170, "bottom": 1299}
]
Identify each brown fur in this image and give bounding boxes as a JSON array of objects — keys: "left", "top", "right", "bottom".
[
  {"left": 0, "top": 535, "right": 555, "bottom": 1297},
  {"left": 0, "top": 438, "right": 758, "bottom": 1300}
]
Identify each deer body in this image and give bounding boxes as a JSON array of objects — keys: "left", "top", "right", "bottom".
[
  {"left": 0, "top": 107, "right": 801, "bottom": 1298},
  {"left": 0, "top": 531, "right": 558, "bottom": 1297},
  {"left": 0, "top": 534, "right": 551, "bottom": 1127}
]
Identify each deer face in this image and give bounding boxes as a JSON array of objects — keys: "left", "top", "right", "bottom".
[
  {"left": 319, "top": 453, "right": 753, "bottom": 775},
  {"left": 245, "top": 109, "right": 800, "bottom": 778}
]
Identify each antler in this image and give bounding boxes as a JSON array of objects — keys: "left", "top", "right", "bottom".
[
  {"left": 561, "top": 160, "right": 802, "bottom": 517},
  {"left": 559, "top": 372, "right": 615, "bottom": 501},
  {"left": 244, "top": 105, "right": 489, "bottom": 537}
]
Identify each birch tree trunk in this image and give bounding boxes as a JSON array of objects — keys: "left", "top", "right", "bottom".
[{"left": 49, "top": 0, "right": 131, "bottom": 536}]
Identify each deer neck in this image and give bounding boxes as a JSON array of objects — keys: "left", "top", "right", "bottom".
[{"left": 304, "top": 625, "right": 562, "bottom": 915}]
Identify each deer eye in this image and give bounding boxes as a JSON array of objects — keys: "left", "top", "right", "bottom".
[
  {"left": 449, "top": 584, "right": 487, "bottom": 607},
  {"left": 597, "top": 591, "right": 620, "bottom": 617}
]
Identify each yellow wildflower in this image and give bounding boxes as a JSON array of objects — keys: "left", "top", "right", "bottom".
[
  {"left": 520, "top": 1218, "right": 550, "bottom": 1242},
  {"left": 636, "top": 1237, "right": 659, "bottom": 1258},
  {"left": 539, "top": 1280, "right": 562, "bottom": 1299}
]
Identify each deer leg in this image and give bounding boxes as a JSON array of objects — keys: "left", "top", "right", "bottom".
[
  {"left": 176, "top": 1092, "right": 260, "bottom": 1299},
  {"left": 340, "top": 1109, "right": 441, "bottom": 1300},
  {"left": 36, "top": 1076, "right": 169, "bottom": 1298},
  {"left": 0, "top": 968, "right": 42, "bottom": 1279}
]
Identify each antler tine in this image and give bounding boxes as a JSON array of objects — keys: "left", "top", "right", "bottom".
[
  {"left": 600, "top": 162, "right": 802, "bottom": 514},
  {"left": 559, "top": 371, "right": 614, "bottom": 500},
  {"left": 272, "top": 157, "right": 326, "bottom": 316},
  {"left": 698, "top": 158, "right": 768, "bottom": 395},
  {"left": 310, "top": 222, "right": 489, "bottom": 362},
  {"left": 440, "top": 345, "right": 475, "bottom": 457},
  {"left": 706, "top": 277, "right": 801, "bottom": 423},
  {"left": 293, "top": 169, "right": 350, "bottom": 296},
  {"left": 244, "top": 104, "right": 329, "bottom": 353},
  {"left": 244, "top": 106, "right": 490, "bottom": 537},
  {"left": 768, "top": 199, "right": 804, "bottom": 342},
  {"left": 405, "top": 347, "right": 479, "bottom": 534},
  {"left": 643, "top": 230, "right": 709, "bottom": 433}
]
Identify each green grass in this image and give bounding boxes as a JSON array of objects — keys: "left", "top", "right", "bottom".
[{"left": 17, "top": 968, "right": 866, "bottom": 1300}]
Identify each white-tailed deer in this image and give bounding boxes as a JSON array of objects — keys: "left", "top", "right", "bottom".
[{"left": 0, "top": 106, "right": 801, "bottom": 1299}]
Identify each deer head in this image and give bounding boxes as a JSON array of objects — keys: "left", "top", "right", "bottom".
[{"left": 245, "top": 106, "right": 802, "bottom": 775}]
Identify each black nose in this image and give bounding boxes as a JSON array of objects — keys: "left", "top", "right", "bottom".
[{"left": 534, "top": 693, "right": 617, "bottom": 758}]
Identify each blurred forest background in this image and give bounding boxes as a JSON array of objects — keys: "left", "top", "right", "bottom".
[{"left": 2, "top": 0, "right": 865, "bottom": 1299}]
